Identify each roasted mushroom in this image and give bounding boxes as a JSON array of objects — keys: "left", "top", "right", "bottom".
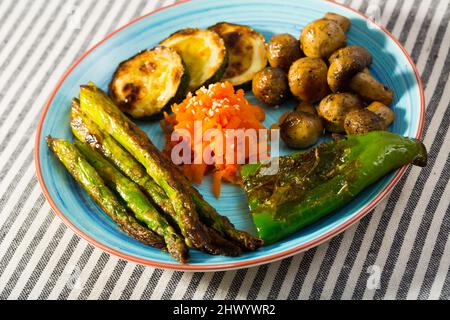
[
  {"left": 367, "top": 101, "right": 395, "bottom": 127},
  {"left": 267, "top": 34, "right": 304, "bottom": 72},
  {"left": 327, "top": 46, "right": 394, "bottom": 105},
  {"left": 327, "top": 46, "right": 372, "bottom": 90},
  {"left": 328, "top": 45, "right": 372, "bottom": 65},
  {"left": 295, "top": 101, "right": 317, "bottom": 115},
  {"left": 252, "top": 67, "right": 289, "bottom": 106},
  {"left": 300, "top": 18, "right": 346, "bottom": 59},
  {"left": 288, "top": 57, "right": 329, "bottom": 102},
  {"left": 344, "top": 109, "right": 385, "bottom": 135},
  {"left": 324, "top": 12, "right": 351, "bottom": 32},
  {"left": 280, "top": 110, "right": 324, "bottom": 148},
  {"left": 318, "top": 93, "right": 363, "bottom": 133},
  {"left": 349, "top": 70, "right": 394, "bottom": 106}
]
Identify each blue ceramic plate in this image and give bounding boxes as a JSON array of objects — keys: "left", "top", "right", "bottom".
[{"left": 36, "top": 0, "right": 424, "bottom": 271}]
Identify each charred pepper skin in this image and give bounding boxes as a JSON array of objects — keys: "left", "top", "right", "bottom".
[
  {"left": 46, "top": 137, "right": 165, "bottom": 248},
  {"left": 75, "top": 140, "right": 188, "bottom": 263},
  {"left": 79, "top": 84, "right": 241, "bottom": 256},
  {"left": 71, "top": 99, "right": 262, "bottom": 251},
  {"left": 242, "top": 131, "right": 428, "bottom": 244}
]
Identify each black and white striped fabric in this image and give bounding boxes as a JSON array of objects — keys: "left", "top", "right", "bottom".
[{"left": 0, "top": 0, "right": 449, "bottom": 300}]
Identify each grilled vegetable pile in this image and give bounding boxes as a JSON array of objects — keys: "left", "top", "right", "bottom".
[
  {"left": 48, "top": 83, "right": 263, "bottom": 263},
  {"left": 251, "top": 12, "right": 396, "bottom": 150},
  {"left": 109, "top": 22, "right": 267, "bottom": 119},
  {"left": 47, "top": 16, "right": 427, "bottom": 254},
  {"left": 46, "top": 22, "right": 271, "bottom": 258},
  {"left": 160, "top": 82, "right": 267, "bottom": 198},
  {"left": 242, "top": 131, "right": 428, "bottom": 244}
]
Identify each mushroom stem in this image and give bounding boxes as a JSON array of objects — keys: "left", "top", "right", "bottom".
[{"left": 349, "top": 71, "right": 394, "bottom": 106}]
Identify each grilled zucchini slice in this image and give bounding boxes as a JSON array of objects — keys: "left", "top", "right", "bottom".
[
  {"left": 109, "top": 46, "right": 187, "bottom": 119},
  {"left": 209, "top": 22, "right": 267, "bottom": 86},
  {"left": 160, "top": 28, "right": 227, "bottom": 92}
]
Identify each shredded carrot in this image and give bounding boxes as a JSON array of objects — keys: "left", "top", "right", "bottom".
[{"left": 161, "top": 82, "right": 267, "bottom": 197}]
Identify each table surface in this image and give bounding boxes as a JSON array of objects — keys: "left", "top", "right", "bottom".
[{"left": 0, "top": 0, "right": 449, "bottom": 300}]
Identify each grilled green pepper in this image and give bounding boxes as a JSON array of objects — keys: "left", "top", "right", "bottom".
[{"left": 241, "top": 131, "right": 427, "bottom": 244}]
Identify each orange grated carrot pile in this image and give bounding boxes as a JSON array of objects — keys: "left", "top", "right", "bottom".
[{"left": 161, "top": 82, "right": 267, "bottom": 198}]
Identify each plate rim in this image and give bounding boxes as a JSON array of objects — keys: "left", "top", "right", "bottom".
[{"left": 34, "top": 0, "right": 425, "bottom": 272}]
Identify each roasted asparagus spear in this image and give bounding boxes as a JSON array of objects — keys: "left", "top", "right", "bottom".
[
  {"left": 71, "top": 99, "right": 176, "bottom": 219},
  {"left": 71, "top": 99, "right": 262, "bottom": 250},
  {"left": 75, "top": 140, "right": 188, "bottom": 263},
  {"left": 46, "top": 137, "right": 165, "bottom": 248},
  {"left": 79, "top": 84, "right": 241, "bottom": 256}
]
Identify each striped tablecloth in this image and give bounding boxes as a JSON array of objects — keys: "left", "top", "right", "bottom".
[{"left": 0, "top": 0, "right": 449, "bottom": 300}]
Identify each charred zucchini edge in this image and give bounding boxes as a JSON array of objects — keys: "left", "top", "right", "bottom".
[
  {"left": 209, "top": 22, "right": 267, "bottom": 86},
  {"left": 109, "top": 46, "right": 188, "bottom": 119},
  {"left": 160, "top": 28, "right": 228, "bottom": 92}
]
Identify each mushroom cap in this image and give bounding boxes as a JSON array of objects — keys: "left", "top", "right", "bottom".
[
  {"left": 300, "top": 19, "right": 346, "bottom": 59},
  {"left": 267, "top": 33, "right": 304, "bottom": 71},
  {"left": 318, "top": 92, "right": 364, "bottom": 133},
  {"left": 344, "top": 108, "right": 385, "bottom": 135},
  {"left": 295, "top": 101, "right": 318, "bottom": 115},
  {"left": 252, "top": 67, "right": 289, "bottom": 106},
  {"left": 288, "top": 57, "right": 329, "bottom": 102},
  {"left": 324, "top": 12, "right": 351, "bottom": 32},
  {"left": 367, "top": 101, "right": 395, "bottom": 127},
  {"left": 327, "top": 46, "right": 372, "bottom": 92},
  {"left": 280, "top": 110, "right": 324, "bottom": 148}
]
